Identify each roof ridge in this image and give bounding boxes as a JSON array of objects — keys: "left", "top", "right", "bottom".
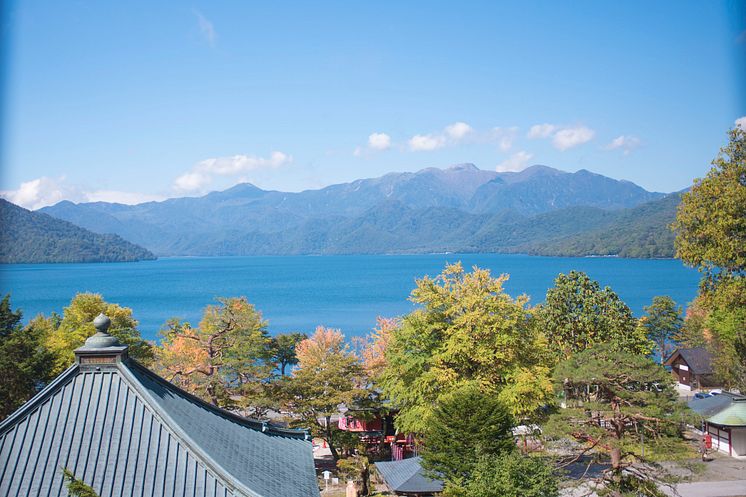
[
  {"left": 116, "top": 360, "right": 265, "bottom": 497},
  {"left": 124, "top": 359, "right": 307, "bottom": 439}
]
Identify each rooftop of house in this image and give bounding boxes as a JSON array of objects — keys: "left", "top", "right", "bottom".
[
  {"left": 665, "top": 347, "right": 714, "bottom": 375},
  {"left": 0, "top": 314, "right": 319, "bottom": 497}
]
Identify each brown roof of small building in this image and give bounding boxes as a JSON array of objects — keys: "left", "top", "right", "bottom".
[{"left": 664, "top": 347, "right": 714, "bottom": 375}]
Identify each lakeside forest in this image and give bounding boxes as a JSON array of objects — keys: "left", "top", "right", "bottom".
[{"left": 1, "top": 128, "right": 744, "bottom": 496}]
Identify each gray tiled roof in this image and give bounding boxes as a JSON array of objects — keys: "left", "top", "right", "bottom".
[
  {"left": 374, "top": 457, "right": 443, "bottom": 494},
  {"left": 688, "top": 392, "right": 746, "bottom": 420},
  {"left": 0, "top": 359, "right": 319, "bottom": 497},
  {"left": 665, "top": 347, "right": 713, "bottom": 375}
]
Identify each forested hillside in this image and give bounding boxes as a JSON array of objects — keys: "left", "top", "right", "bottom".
[
  {"left": 0, "top": 199, "right": 156, "bottom": 263},
  {"left": 515, "top": 193, "right": 681, "bottom": 258},
  {"left": 38, "top": 164, "right": 673, "bottom": 257}
]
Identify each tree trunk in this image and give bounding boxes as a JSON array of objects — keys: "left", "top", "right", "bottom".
[
  {"left": 610, "top": 446, "right": 623, "bottom": 497},
  {"left": 326, "top": 416, "right": 340, "bottom": 461},
  {"left": 359, "top": 464, "right": 369, "bottom": 496}
]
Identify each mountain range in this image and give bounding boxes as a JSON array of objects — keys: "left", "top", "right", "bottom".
[
  {"left": 0, "top": 199, "right": 156, "bottom": 263},
  {"left": 35, "top": 164, "right": 680, "bottom": 258}
]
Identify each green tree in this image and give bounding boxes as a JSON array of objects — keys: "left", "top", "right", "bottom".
[
  {"left": 62, "top": 468, "right": 100, "bottom": 497},
  {"left": 445, "top": 453, "right": 559, "bottom": 497},
  {"left": 380, "top": 263, "right": 553, "bottom": 433},
  {"left": 672, "top": 126, "right": 746, "bottom": 389},
  {"left": 43, "top": 293, "right": 153, "bottom": 375},
  {"left": 279, "top": 326, "right": 368, "bottom": 460},
  {"left": 538, "top": 271, "right": 652, "bottom": 361},
  {"left": 706, "top": 307, "right": 746, "bottom": 390},
  {"left": 672, "top": 126, "right": 745, "bottom": 304},
  {"left": 674, "top": 296, "right": 710, "bottom": 348},
  {"left": 270, "top": 332, "right": 306, "bottom": 376},
  {"left": 0, "top": 295, "right": 55, "bottom": 421},
  {"left": 154, "top": 297, "right": 274, "bottom": 411},
  {"left": 336, "top": 452, "right": 371, "bottom": 496},
  {"left": 420, "top": 384, "right": 515, "bottom": 483},
  {"left": 641, "top": 296, "right": 683, "bottom": 364},
  {"left": 547, "top": 343, "right": 689, "bottom": 497}
]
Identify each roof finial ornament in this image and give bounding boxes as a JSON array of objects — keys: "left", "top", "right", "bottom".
[
  {"left": 93, "top": 313, "right": 111, "bottom": 334},
  {"left": 81, "top": 313, "right": 120, "bottom": 348}
]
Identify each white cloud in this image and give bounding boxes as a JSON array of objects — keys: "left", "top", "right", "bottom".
[
  {"left": 408, "top": 134, "right": 445, "bottom": 151},
  {"left": 444, "top": 122, "right": 473, "bottom": 140},
  {"left": 367, "top": 132, "right": 391, "bottom": 150},
  {"left": 604, "top": 135, "right": 641, "bottom": 155},
  {"left": 527, "top": 123, "right": 595, "bottom": 151},
  {"left": 527, "top": 123, "right": 557, "bottom": 139},
  {"left": 173, "top": 171, "right": 211, "bottom": 193},
  {"left": 736, "top": 116, "right": 746, "bottom": 131},
  {"left": 496, "top": 151, "right": 533, "bottom": 172},
  {"left": 1, "top": 176, "right": 166, "bottom": 210},
  {"left": 553, "top": 126, "right": 595, "bottom": 151},
  {"left": 489, "top": 127, "right": 519, "bottom": 152},
  {"left": 408, "top": 121, "right": 474, "bottom": 152},
  {"left": 194, "top": 10, "right": 216, "bottom": 46},
  {"left": 173, "top": 152, "right": 292, "bottom": 193},
  {"left": 0, "top": 177, "right": 81, "bottom": 210}
]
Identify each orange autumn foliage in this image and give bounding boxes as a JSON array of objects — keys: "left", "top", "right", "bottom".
[
  {"left": 358, "top": 317, "right": 398, "bottom": 380},
  {"left": 295, "top": 326, "right": 346, "bottom": 370}
]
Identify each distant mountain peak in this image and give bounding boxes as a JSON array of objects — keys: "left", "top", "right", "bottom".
[
  {"left": 204, "top": 182, "right": 266, "bottom": 200},
  {"left": 446, "top": 163, "right": 479, "bottom": 171},
  {"left": 517, "top": 164, "right": 564, "bottom": 176}
]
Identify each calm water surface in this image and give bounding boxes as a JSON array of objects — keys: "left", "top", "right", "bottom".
[{"left": 0, "top": 255, "right": 700, "bottom": 341}]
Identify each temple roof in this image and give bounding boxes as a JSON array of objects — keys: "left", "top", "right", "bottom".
[
  {"left": 706, "top": 397, "right": 746, "bottom": 427},
  {"left": 688, "top": 392, "right": 746, "bottom": 427},
  {"left": 0, "top": 316, "right": 319, "bottom": 497},
  {"left": 374, "top": 457, "right": 443, "bottom": 494}
]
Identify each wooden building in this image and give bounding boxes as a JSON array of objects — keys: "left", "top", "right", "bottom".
[
  {"left": 664, "top": 347, "right": 716, "bottom": 390},
  {"left": 0, "top": 314, "right": 319, "bottom": 497}
]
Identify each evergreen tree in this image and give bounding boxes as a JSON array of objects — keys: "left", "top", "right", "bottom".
[
  {"left": 154, "top": 297, "right": 274, "bottom": 412},
  {"left": 641, "top": 296, "right": 683, "bottom": 363},
  {"left": 538, "top": 271, "right": 652, "bottom": 361},
  {"left": 445, "top": 453, "right": 559, "bottom": 497},
  {"left": 62, "top": 468, "right": 100, "bottom": 497},
  {"left": 546, "top": 343, "right": 689, "bottom": 497},
  {"left": 0, "top": 294, "right": 55, "bottom": 420},
  {"left": 420, "top": 384, "right": 515, "bottom": 483},
  {"left": 270, "top": 332, "right": 306, "bottom": 376}
]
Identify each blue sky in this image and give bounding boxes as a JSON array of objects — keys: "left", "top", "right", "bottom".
[{"left": 1, "top": 1, "right": 744, "bottom": 209}]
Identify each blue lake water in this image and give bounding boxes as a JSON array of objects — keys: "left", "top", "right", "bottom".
[{"left": 0, "top": 255, "right": 700, "bottom": 341}]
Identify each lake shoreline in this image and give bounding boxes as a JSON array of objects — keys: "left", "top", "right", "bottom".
[{"left": 0, "top": 254, "right": 699, "bottom": 341}]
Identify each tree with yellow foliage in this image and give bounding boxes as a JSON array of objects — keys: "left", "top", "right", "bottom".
[
  {"left": 379, "top": 263, "right": 553, "bottom": 433},
  {"left": 41, "top": 293, "right": 152, "bottom": 375}
]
